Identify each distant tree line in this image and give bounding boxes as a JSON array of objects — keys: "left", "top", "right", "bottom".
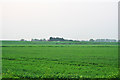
[
  {"left": 31, "top": 38, "right": 46, "bottom": 41},
  {"left": 20, "top": 37, "right": 117, "bottom": 42},
  {"left": 89, "top": 39, "right": 117, "bottom": 42},
  {"left": 48, "top": 37, "right": 73, "bottom": 41}
]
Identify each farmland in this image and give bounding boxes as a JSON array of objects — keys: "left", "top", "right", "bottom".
[{"left": 1, "top": 41, "right": 119, "bottom": 79}]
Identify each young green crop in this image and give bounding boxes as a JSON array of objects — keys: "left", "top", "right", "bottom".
[{"left": 2, "top": 41, "right": 118, "bottom": 79}]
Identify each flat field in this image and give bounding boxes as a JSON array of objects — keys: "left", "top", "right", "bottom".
[{"left": 1, "top": 41, "right": 118, "bottom": 79}]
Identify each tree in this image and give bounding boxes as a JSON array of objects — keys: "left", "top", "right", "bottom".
[
  {"left": 20, "top": 39, "right": 25, "bottom": 41},
  {"left": 49, "top": 37, "right": 65, "bottom": 41},
  {"left": 89, "top": 39, "right": 94, "bottom": 42}
]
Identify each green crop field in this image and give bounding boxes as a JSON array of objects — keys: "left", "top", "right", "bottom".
[{"left": 1, "top": 41, "right": 119, "bottom": 79}]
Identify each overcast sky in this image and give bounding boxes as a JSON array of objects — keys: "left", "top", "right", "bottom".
[{"left": 0, "top": 0, "right": 119, "bottom": 40}]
